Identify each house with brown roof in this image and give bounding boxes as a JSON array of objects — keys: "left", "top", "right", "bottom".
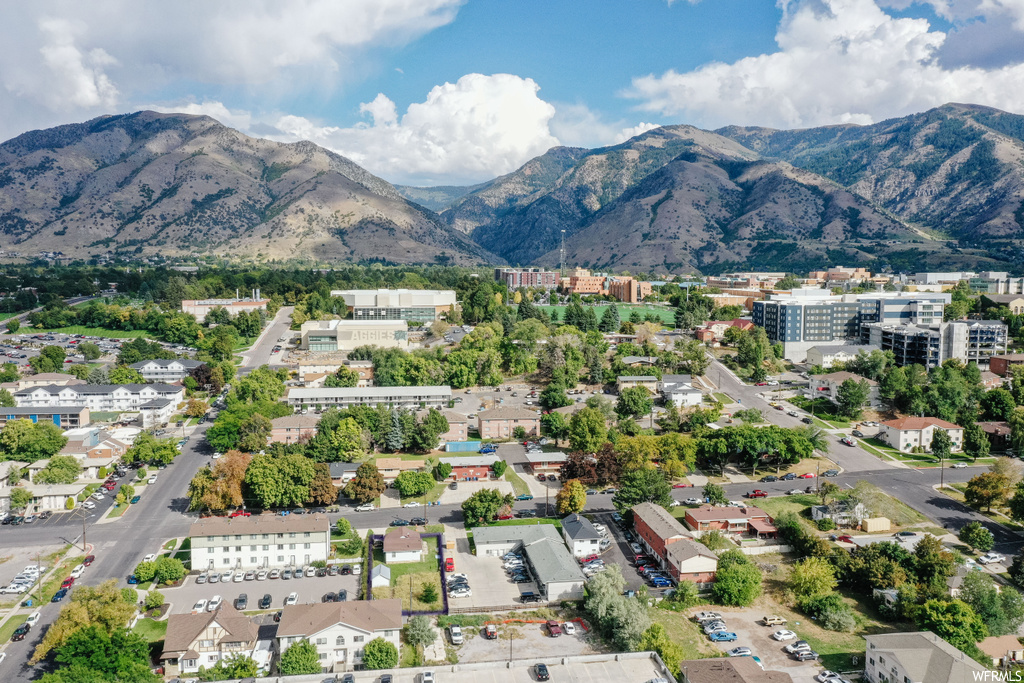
[
  {"left": 666, "top": 538, "right": 719, "bottom": 585},
  {"left": 269, "top": 414, "right": 320, "bottom": 444},
  {"left": 978, "top": 634, "right": 1024, "bottom": 668},
  {"left": 374, "top": 457, "right": 423, "bottom": 482},
  {"left": 615, "top": 376, "right": 659, "bottom": 394},
  {"left": 160, "top": 605, "right": 261, "bottom": 677},
  {"left": 683, "top": 505, "right": 775, "bottom": 538},
  {"left": 977, "top": 421, "right": 1011, "bottom": 451},
  {"left": 417, "top": 409, "right": 469, "bottom": 443},
  {"left": 382, "top": 527, "right": 424, "bottom": 562},
  {"left": 632, "top": 502, "right": 690, "bottom": 565},
  {"left": 476, "top": 407, "right": 539, "bottom": 440},
  {"left": 17, "top": 373, "right": 85, "bottom": 390},
  {"left": 990, "top": 353, "right": 1024, "bottom": 377},
  {"left": 276, "top": 599, "right": 403, "bottom": 674},
  {"left": 880, "top": 416, "right": 964, "bottom": 453},
  {"left": 809, "top": 371, "right": 880, "bottom": 407}
]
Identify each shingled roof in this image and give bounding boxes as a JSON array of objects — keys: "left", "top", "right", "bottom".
[
  {"left": 161, "top": 605, "right": 258, "bottom": 659},
  {"left": 276, "top": 599, "right": 402, "bottom": 639}
]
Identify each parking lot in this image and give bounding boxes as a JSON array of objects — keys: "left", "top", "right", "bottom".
[
  {"left": 164, "top": 568, "right": 362, "bottom": 615},
  {"left": 449, "top": 535, "right": 536, "bottom": 609},
  {"left": 589, "top": 512, "right": 656, "bottom": 593},
  {"left": 697, "top": 608, "right": 837, "bottom": 683},
  {"left": 454, "top": 617, "right": 603, "bottom": 663}
]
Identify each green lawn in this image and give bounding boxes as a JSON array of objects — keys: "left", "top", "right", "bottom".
[
  {"left": 504, "top": 468, "right": 530, "bottom": 497},
  {"left": 749, "top": 493, "right": 821, "bottom": 519},
  {"left": 27, "top": 325, "right": 153, "bottom": 338},
  {"left": 481, "top": 517, "right": 562, "bottom": 531},
  {"left": 649, "top": 608, "right": 721, "bottom": 660},
  {"left": 538, "top": 303, "right": 676, "bottom": 326},
  {"left": 0, "top": 614, "right": 28, "bottom": 644},
  {"left": 788, "top": 396, "right": 853, "bottom": 429},
  {"left": 713, "top": 393, "right": 732, "bottom": 404},
  {"left": 400, "top": 482, "right": 446, "bottom": 506},
  {"left": 90, "top": 411, "right": 122, "bottom": 422},
  {"left": 132, "top": 618, "right": 168, "bottom": 643},
  {"left": 105, "top": 502, "right": 130, "bottom": 519}
]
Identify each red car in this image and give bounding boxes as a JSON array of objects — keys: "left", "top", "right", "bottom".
[
  {"left": 756, "top": 382, "right": 768, "bottom": 386},
  {"left": 229, "top": 510, "right": 251, "bottom": 518},
  {"left": 745, "top": 490, "right": 768, "bottom": 498},
  {"left": 580, "top": 554, "right": 599, "bottom": 564},
  {"left": 837, "top": 535, "right": 854, "bottom": 543},
  {"left": 61, "top": 577, "right": 75, "bottom": 588},
  {"left": 672, "top": 483, "right": 690, "bottom": 489},
  {"left": 799, "top": 473, "right": 816, "bottom": 479},
  {"left": 497, "top": 513, "right": 514, "bottom": 520},
  {"left": 444, "top": 557, "right": 454, "bottom": 572},
  {"left": 83, "top": 555, "right": 95, "bottom": 566}
]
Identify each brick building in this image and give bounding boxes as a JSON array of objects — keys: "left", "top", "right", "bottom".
[
  {"left": 476, "top": 407, "right": 540, "bottom": 439},
  {"left": 438, "top": 456, "right": 494, "bottom": 481}
]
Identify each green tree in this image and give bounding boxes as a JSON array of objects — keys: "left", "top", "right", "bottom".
[
  {"left": 344, "top": 461, "right": 386, "bottom": 503},
  {"left": 394, "top": 470, "right": 435, "bottom": 497},
  {"left": 306, "top": 463, "right": 338, "bottom": 506},
  {"left": 108, "top": 366, "right": 145, "bottom": 384},
  {"left": 35, "top": 455, "right": 82, "bottom": 484},
  {"left": 405, "top": 614, "right": 437, "bottom": 650},
  {"left": 78, "top": 342, "right": 102, "bottom": 361},
  {"left": 637, "top": 623, "right": 684, "bottom": 675},
  {"left": 324, "top": 366, "right": 360, "bottom": 388},
  {"left": 539, "top": 383, "right": 573, "bottom": 411},
  {"left": 278, "top": 639, "right": 322, "bottom": 675},
  {"left": 789, "top": 557, "right": 838, "bottom": 598},
  {"left": 930, "top": 428, "right": 953, "bottom": 463},
  {"left": 50, "top": 626, "right": 158, "bottom": 683},
  {"left": 144, "top": 590, "right": 165, "bottom": 611},
  {"left": 243, "top": 453, "right": 316, "bottom": 509},
  {"left": 702, "top": 482, "right": 727, "bottom": 505},
  {"left": 959, "top": 570, "right": 1024, "bottom": 636},
  {"left": 328, "top": 417, "right": 365, "bottom": 462},
  {"left": 612, "top": 467, "right": 672, "bottom": 512},
  {"left": 492, "top": 460, "right": 508, "bottom": 477},
  {"left": 965, "top": 471, "right": 1009, "bottom": 512},
  {"left": 236, "top": 413, "right": 272, "bottom": 452},
  {"left": 835, "top": 378, "right": 871, "bottom": 419},
  {"left": 556, "top": 479, "right": 587, "bottom": 514},
  {"left": 420, "top": 581, "right": 439, "bottom": 604},
  {"left": 10, "top": 487, "right": 31, "bottom": 510},
  {"left": 599, "top": 305, "right": 621, "bottom": 333},
  {"left": 712, "top": 551, "right": 762, "bottom": 606},
  {"left": 461, "top": 488, "right": 514, "bottom": 527},
  {"left": 6, "top": 319, "right": 19, "bottom": 334},
  {"left": 0, "top": 389, "right": 14, "bottom": 408},
  {"left": 982, "top": 388, "right": 1017, "bottom": 421},
  {"left": 914, "top": 599, "right": 987, "bottom": 652},
  {"left": 963, "top": 422, "right": 991, "bottom": 462},
  {"left": 433, "top": 462, "right": 453, "bottom": 481},
  {"left": 31, "top": 580, "right": 138, "bottom": 664},
  {"left": 361, "top": 636, "right": 399, "bottom": 670},
  {"left": 958, "top": 521, "right": 995, "bottom": 552},
  {"left": 568, "top": 407, "right": 608, "bottom": 453},
  {"left": 616, "top": 387, "right": 654, "bottom": 420},
  {"left": 195, "top": 654, "right": 259, "bottom": 681}
]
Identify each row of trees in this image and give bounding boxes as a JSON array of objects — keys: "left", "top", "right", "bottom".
[{"left": 188, "top": 450, "right": 339, "bottom": 511}]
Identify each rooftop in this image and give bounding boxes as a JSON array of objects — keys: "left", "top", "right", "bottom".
[
  {"left": 617, "top": 376, "right": 658, "bottom": 382},
  {"left": 523, "top": 451, "right": 568, "bottom": 464},
  {"left": 270, "top": 415, "right": 321, "bottom": 429},
  {"left": 383, "top": 527, "right": 423, "bottom": 553},
  {"left": 15, "top": 383, "right": 182, "bottom": 396},
  {"left": 816, "top": 371, "right": 878, "bottom": 386},
  {"left": 472, "top": 523, "right": 562, "bottom": 547},
  {"left": 865, "top": 631, "right": 987, "bottom": 682},
  {"left": 685, "top": 505, "right": 770, "bottom": 522},
  {"left": 276, "top": 599, "right": 403, "bottom": 639},
  {"left": 286, "top": 386, "right": 451, "bottom": 399},
  {"left": 161, "top": 604, "right": 258, "bottom": 658},
  {"left": 665, "top": 538, "right": 719, "bottom": 566},
  {"left": 477, "top": 406, "right": 539, "bottom": 421},
  {"left": 522, "top": 536, "right": 586, "bottom": 586},
  {"left": 189, "top": 513, "right": 329, "bottom": 537},
  {"left": 633, "top": 502, "right": 690, "bottom": 540},
  {"left": 881, "top": 416, "right": 962, "bottom": 430},
  {"left": 679, "top": 656, "right": 792, "bottom": 683},
  {"left": 128, "top": 359, "right": 204, "bottom": 369},
  {"left": 562, "top": 513, "right": 602, "bottom": 541},
  {"left": 438, "top": 455, "right": 495, "bottom": 468}
]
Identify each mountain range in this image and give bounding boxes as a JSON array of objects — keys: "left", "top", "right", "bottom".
[{"left": 3, "top": 104, "right": 1024, "bottom": 273}]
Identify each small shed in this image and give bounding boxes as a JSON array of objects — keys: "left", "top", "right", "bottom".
[
  {"left": 370, "top": 564, "right": 391, "bottom": 588},
  {"left": 862, "top": 517, "right": 891, "bottom": 532}
]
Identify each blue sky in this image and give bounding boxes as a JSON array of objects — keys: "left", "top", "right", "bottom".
[{"left": 1, "top": 0, "right": 1023, "bottom": 186}]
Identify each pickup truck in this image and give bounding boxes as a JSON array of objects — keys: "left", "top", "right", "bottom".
[
  {"left": 485, "top": 624, "right": 498, "bottom": 639},
  {"left": 763, "top": 615, "right": 788, "bottom": 626}
]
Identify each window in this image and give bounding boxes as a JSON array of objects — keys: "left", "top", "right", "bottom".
[
  {"left": 263, "top": 545, "right": 269, "bottom": 551},
  {"left": 316, "top": 637, "right": 327, "bottom": 645},
  {"left": 304, "top": 543, "right": 311, "bottom": 549},
  {"left": 319, "top": 653, "right": 328, "bottom": 660},
  {"left": 200, "top": 639, "right": 214, "bottom": 647},
  {"left": 304, "top": 531, "right": 311, "bottom": 537},
  {"left": 262, "top": 534, "right": 269, "bottom": 539},
  {"left": 384, "top": 630, "right": 395, "bottom": 637},
  {"left": 250, "top": 545, "right": 256, "bottom": 551},
  {"left": 277, "top": 555, "right": 284, "bottom": 562},
  {"left": 289, "top": 532, "right": 296, "bottom": 538},
  {"left": 222, "top": 546, "right": 229, "bottom": 553},
  {"left": 184, "top": 659, "right": 197, "bottom": 668},
  {"left": 235, "top": 546, "right": 241, "bottom": 552},
  {"left": 289, "top": 543, "right": 296, "bottom": 550},
  {"left": 235, "top": 535, "right": 242, "bottom": 540},
  {"left": 223, "top": 558, "right": 230, "bottom": 565},
  {"left": 250, "top": 557, "right": 256, "bottom": 564},
  {"left": 353, "top": 636, "right": 364, "bottom": 643},
  {"left": 277, "top": 544, "right": 284, "bottom": 550},
  {"left": 336, "top": 636, "right": 345, "bottom": 645},
  {"left": 250, "top": 534, "right": 257, "bottom": 539}
]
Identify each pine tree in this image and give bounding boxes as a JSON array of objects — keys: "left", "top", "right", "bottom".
[
  {"left": 385, "top": 411, "right": 404, "bottom": 452},
  {"left": 599, "top": 305, "right": 620, "bottom": 332}
]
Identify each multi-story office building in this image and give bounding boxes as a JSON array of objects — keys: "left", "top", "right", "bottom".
[
  {"left": 299, "top": 320, "right": 408, "bottom": 352},
  {"left": 861, "top": 319, "right": 1007, "bottom": 368},
  {"left": 285, "top": 386, "right": 451, "bottom": 410},
  {"left": 753, "top": 292, "right": 950, "bottom": 362},
  {"left": 329, "top": 289, "right": 456, "bottom": 322},
  {"left": 494, "top": 268, "right": 559, "bottom": 290},
  {"left": 181, "top": 297, "right": 268, "bottom": 319},
  {"left": 565, "top": 275, "right": 607, "bottom": 296}
]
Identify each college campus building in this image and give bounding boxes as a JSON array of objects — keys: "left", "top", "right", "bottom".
[
  {"left": 276, "top": 600, "right": 403, "bottom": 674},
  {"left": 14, "top": 383, "right": 185, "bottom": 412},
  {"left": 299, "top": 320, "right": 409, "bottom": 352},
  {"left": 285, "top": 386, "right": 452, "bottom": 410},
  {"left": 189, "top": 514, "right": 331, "bottom": 571},
  {"left": 329, "top": 289, "right": 456, "bottom": 322},
  {"left": 494, "top": 267, "right": 559, "bottom": 290},
  {"left": 181, "top": 297, "right": 269, "bottom": 319},
  {"left": 128, "top": 359, "right": 204, "bottom": 383}
]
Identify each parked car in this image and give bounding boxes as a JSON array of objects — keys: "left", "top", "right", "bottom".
[
  {"left": 979, "top": 552, "right": 1006, "bottom": 565},
  {"left": 709, "top": 631, "right": 738, "bottom": 642},
  {"left": 794, "top": 651, "right": 820, "bottom": 661},
  {"left": 772, "top": 629, "right": 797, "bottom": 641},
  {"left": 785, "top": 641, "right": 812, "bottom": 654},
  {"left": 728, "top": 647, "right": 752, "bottom": 657},
  {"left": 951, "top": 462, "right": 968, "bottom": 468},
  {"left": 285, "top": 592, "right": 298, "bottom": 605},
  {"left": 207, "top": 595, "right": 223, "bottom": 611},
  {"left": 535, "top": 663, "right": 550, "bottom": 681},
  {"left": 759, "top": 475, "right": 778, "bottom": 482},
  {"left": 693, "top": 611, "right": 724, "bottom": 622},
  {"left": 546, "top": 620, "right": 562, "bottom": 637},
  {"left": 822, "top": 469, "right": 839, "bottom": 477},
  {"left": 259, "top": 594, "right": 272, "bottom": 609},
  {"left": 745, "top": 490, "right": 768, "bottom": 498},
  {"left": 11, "top": 624, "right": 30, "bottom": 641},
  {"left": 449, "top": 625, "right": 464, "bottom": 645}
]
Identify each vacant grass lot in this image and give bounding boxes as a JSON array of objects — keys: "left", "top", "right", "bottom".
[
  {"left": 650, "top": 607, "right": 722, "bottom": 660},
  {"left": 28, "top": 325, "right": 153, "bottom": 339}
]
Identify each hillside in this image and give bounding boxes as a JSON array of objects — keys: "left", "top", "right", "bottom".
[{"left": 0, "top": 111, "right": 493, "bottom": 265}]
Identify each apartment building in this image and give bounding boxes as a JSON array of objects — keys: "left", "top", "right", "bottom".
[
  {"left": 565, "top": 275, "right": 608, "bottom": 296},
  {"left": 160, "top": 605, "right": 263, "bottom": 677},
  {"left": 863, "top": 632, "right": 986, "bottom": 683},
  {"left": 862, "top": 319, "right": 1007, "bottom": 368},
  {"left": 329, "top": 289, "right": 456, "bottom": 322},
  {"left": 16, "top": 373, "right": 84, "bottom": 389},
  {"left": 476, "top": 407, "right": 540, "bottom": 439},
  {"left": 0, "top": 406, "right": 90, "bottom": 429},
  {"left": 128, "top": 359, "right": 204, "bottom": 383},
  {"left": 285, "top": 386, "right": 452, "bottom": 410},
  {"left": 494, "top": 267, "right": 559, "bottom": 290},
  {"left": 269, "top": 415, "right": 320, "bottom": 444},
  {"left": 276, "top": 600, "right": 403, "bottom": 674},
  {"left": 879, "top": 417, "right": 964, "bottom": 453},
  {"left": 14, "top": 383, "right": 185, "bottom": 412},
  {"left": 189, "top": 514, "right": 331, "bottom": 571}
]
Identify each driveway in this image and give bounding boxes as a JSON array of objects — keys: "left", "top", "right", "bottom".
[
  {"left": 451, "top": 533, "right": 536, "bottom": 609},
  {"left": 589, "top": 512, "right": 647, "bottom": 593}
]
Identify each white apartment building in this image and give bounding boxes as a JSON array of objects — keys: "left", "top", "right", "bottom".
[
  {"left": 276, "top": 600, "right": 402, "bottom": 674},
  {"left": 863, "top": 631, "right": 986, "bottom": 683},
  {"left": 189, "top": 514, "right": 330, "bottom": 571},
  {"left": 285, "top": 386, "right": 451, "bottom": 410},
  {"left": 14, "top": 383, "right": 185, "bottom": 412},
  {"left": 128, "top": 359, "right": 204, "bottom": 383}
]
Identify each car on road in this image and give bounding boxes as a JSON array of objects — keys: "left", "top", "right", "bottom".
[
  {"left": 709, "top": 631, "right": 738, "bottom": 642},
  {"left": 403, "top": 502, "right": 422, "bottom": 508},
  {"left": 728, "top": 647, "right": 752, "bottom": 657},
  {"left": 802, "top": 417, "right": 814, "bottom": 424},
  {"left": 759, "top": 475, "right": 778, "bottom": 482},
  {"left": 11, "top": 624, "right": 30, "bottom": 641},
  {"left": 51, "top": 588, "right": 68, "bottom": 602},
  {"left": 836, "top": 535, "right": 855, "bottom": 543},
  {"left": 207, "top": 595, "right": 223, "bottom": 611},
  {"left": 852, "top": 430, "right": 864, "bottom": 437},
  {"left": 840, "top": 437, "right": 855, "bottom": 446},
  {"left": 515, "top": 494, "right": 534, "bottom": 501},
  {"left": 979, "top": 552, "right": 1006, "bottom": 564},
  {"left": 780, "top": 472, "right": 797, "bottom": 481},
  {"left": 799, "top": 472, "right": 815, "bottom": 479},
  {"left": 745, "top": 490, "right": 768, "bottom": 498},
  {"left": 772, "top": 630, "right": 797, "bottom": 641},
  {"left": 71, "top": 565, "right": 85, "bottom": 579},
  {"left": 130, "top": 495, "right": 141, "bottom": 504},
  {"left": 285, "top": 592, "right": 298, "bottom": 605},
  {"left": 951, "top": 462, "right": 967, "bottom": 468},
  {"left": 83, "top": 555, "right": 95, "bottom": 566},
  {"left": 787, "top": 410, "right": 799, "bottom": 417},
  {"left": 355, "top": 503, "right": 375, "bottom": 512},
  {"left": 535, "top": 663, "right": 550, "bottom": 681},
  {"left": 786, "top": 488, "right": 804, "bottom": 495},
  {"left": 390, "top": 519, "right": 410, "bottom": 527},
  {"left": 147, "top": 475, "right": 158, "bottom": 484},
  {"left": 823, "top": 469, "right": 839, "bottom": 477},
  {"left": 229, "top": 510, "right": 251, "bottom": 518},
  {"left": 143, "top": 553, "right": 157, "bottom": 563}
]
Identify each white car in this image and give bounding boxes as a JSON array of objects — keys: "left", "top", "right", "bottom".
[
  {"left": 563, "top": 622, "right": 577, "bottom": 635},
  {"left": 256, "top": 570, "right": 268, "bottom": 581},
  {"left": 816, "top": 672, "right": 843, "bottom": 682},
  {"left": 147, "top": 476, "right": 158, "bottom": 484},
  {"left": 213, "top": 452, "right": 222, "bottom": 459},
  {"left": 220, "top": 570, "right": 233, "bottom": 582},
  {"left": 81, "top": 501, "right": 96, "bottom": 510},
  {"left": 70, "top": 565, "right": 85, "bottom": 579},
  {"left": 951, "top": 462, "right": 967, "bottom": 469},
  {"left": 192, "top": 599, "right": 208, "bottom": 613},
  {"left": 449, "top": 588, "right": 472, "bottom": 598},
  {"left": 449, "top": 625, "right": 464, "bottom": 644},
  {"left": 355, "top": 503, "right": 375, "bottom": 512},
  {"left": 233, "top": 571, "right": 245, "bottom": 582},
  {"left": 207, "top": 595, "right": 223, "bottom": 611},
  {"left": 285, "top": 592, "right": 298, "bottom": 605},
  {"left": 979, "top": 552, "right": 1006, "bottom": 565},
  {"left": 785, "top": 641, "right": 812, "bottom": 654},
  {"left": 683, "top": 497, "right": 702, "bottom": 505},
  {"left": 404, "top": 502, "right": 423, "bottom": 508},
  {"left": 25, "top": 611, "right": 40, "bottom": 627},
  {"left": 305, "top": 566, "right": 316, "bottom": 577},
  {"left": 91, "top": 492, "right": 105, "bottom": 500},
  {"left": 142, "top": 553, "right": 156, "bottom": 563},
  {"left": 773, "top": 630, "right": 797, "bottom": 641}
]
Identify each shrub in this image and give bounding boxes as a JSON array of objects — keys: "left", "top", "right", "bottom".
[
  {"left": 820, "top": 606, "right": 857, "bottom": 632},
  {"left": 816, "top": 518, "right": 836, "bottom": 531},
  {"left": 65, "top": 498, "right": 76, "bottom": 510},
  {"left": 144, "top": 590, "right": 165, "bottom": 610}
]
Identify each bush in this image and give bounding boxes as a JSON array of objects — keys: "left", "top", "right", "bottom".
[
  {"left": 820, "top": 606, "right": 857, "bottom": 632},
  {"left": 65, "top": 498, "right": 76, "bottom": 510},
  {"left": 335, "top": 518, "right": 352, "bottom": 536},
  {"left": 362, "top": 637, "right": 399, "bottom": 669},
  {"left": 144, "top": 590, "right": 165, "bottom": 610},
  {"left": 816, "top": 518, "right": 836, "bottom": 531}
]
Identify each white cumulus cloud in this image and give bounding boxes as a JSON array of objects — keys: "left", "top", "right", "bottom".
[{"left": 626, "top": 0, "right": 1024, "bottom": 129}]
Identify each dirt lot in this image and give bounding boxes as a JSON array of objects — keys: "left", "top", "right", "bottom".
[
  {"left": 454, "top": 617, "right": 602, "bottom": 663},
  {"left": 451, "top": 534, "right": 538, "bottom": 609}
]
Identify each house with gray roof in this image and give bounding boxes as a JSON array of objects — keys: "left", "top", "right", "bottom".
[
  {"left": 863, "top": 631, "right": 986, "bottom": 683},
  {"left": 472, "top": 524, "right": 585, "bottom": 601},
  {"left": 129, "top": 358, "right": 204, "bottom": 383},
  {"left": 562, "top": 513, "right": 603, "bottom": 557}
]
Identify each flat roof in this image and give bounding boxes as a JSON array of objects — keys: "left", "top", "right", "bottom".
[
  {"left": 523, "top": 451, "right": 567, "bottom": 464},
  {"left": 190, "top": 513, "right": 329, "bottom": 537}
]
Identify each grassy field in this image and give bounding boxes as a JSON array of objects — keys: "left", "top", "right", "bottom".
[
  {"left": 649, "top": 607, "right": 722, "bottom": 660},
  {"left": 132, "top": 617, "right": 168, "bottom": 643},
  {"left": 484, "top": 517, "right": 562, "bottom": 531},
  {"left": 504, "top": 468, "right": 530, "bottom": 497},
  {"left": 859, "top": 437, "right": 980, "bottom": 469},
  {"left": 751, "top": 493, "right": 821, "bottom": 519},
  {"left": 372, "top": 536, "right": 442, "bottom": 611},
  {"left": 787, "top": 396, "right": 853, "bottom": 429},
  {"left": 941, "top": 484, "right": 1024, "bottom": 531},
  {"left": 27, "top": 325, "right": 152, "bottom": 339},
  {"left": 538, "top": 304, "right": 676, "bottom": 326},
  {"left": 0, "top": 614, "right": 28, "bottom": 644},
  {"left": 400, "top": 482, "right": 446, "bottom": 506}
]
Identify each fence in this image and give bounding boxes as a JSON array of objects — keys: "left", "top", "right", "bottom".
[{"left": 738, "top": 544, "right": 792, "bottom": 555}]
